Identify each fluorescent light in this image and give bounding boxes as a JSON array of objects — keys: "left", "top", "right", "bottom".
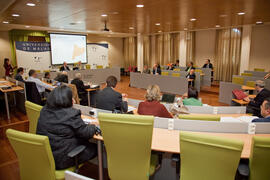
[
  {"left": 12, "top": 14, "right": 20, "bottom": 17},
  {"left": 101, "top": 14, "right": 107, "bottom": 17},
  {"left": 155, "top": 23, "right": 161, "bottom": 26},
  {"left": 2, "top": 21, "right": 9, "bottom": 24},
  {"left": 237, "top": 12, "right": 245, "bottom": 15},
  {"left": 184, "top": 28, "right": 188, "bottom": 30},
  {"left": 190, "top": 18, "right": 196, "bottom": 21},
  {"left": 136, "top": 4, "right": 144, "bottom": 8},
  {"left": 26, "top": 3, "right": 36, "bottom": 6},
  {"left": 215, "top": 25, "right": 221, "bottom": 28},
  {"left": 129, "top": 27, "right": 134, "bottom": 30},
  {"left": 256, "top": 21, "right": 263, "bottom": 25},
  {"left": 25, "top": 25, "right": 30, "bottom": 28}
]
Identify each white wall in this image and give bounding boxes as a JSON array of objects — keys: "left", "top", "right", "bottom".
[
  {"left": 249, "top": 24, "right": 270, "bottom": 72},
  {"left": 87, "top": 35, "right": 124, "bottom": 67},
  {"left": 194, "top": 29, "right": 216, "bottom": 68},
  {"left": 0, "top": 31, "right": 12, "bottom": 78}
]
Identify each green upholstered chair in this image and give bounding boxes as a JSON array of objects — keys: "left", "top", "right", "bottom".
[
  {"left": 98, "top": 113, "right": 158, "bottom": 180},
  {"left": 172, "top": 73, "right": 180, "bottom": 77},
  {"left": 96, "top": 65, "right": 103, "bottom": 69},
  {"left": 179, "top": 131, "right": 244, "bottom": 180},
  {"left": 232, "top": 77, "right": 244, "bottom": 85},
  {"left": 254, "top": 68, "right": 265, "bottom": 72},
  {"left": 178, "top": 114, "right": 221, "bottom": 121},
  {"left": 241, "top": 73, "right": 253, "bottom": 77},
  {"left": 173, "top": 68, "right": 180, "bottom": 71},
  {"left": 249, "top": 136, "right": 270, "bottom": 180},
  {"left": 161, "top": 71, "right": 169, "bottom": 76},
  {"left": 25, "top": 101, "right": 43, "bottom": 134},
  {"left": 246, "top": 81, "right": 256, "bottom": 88},
  {"left": 85, "top": 64, "right": 91, "bottom": 69},
  {"left": 6, "top": 129, "right": 85, "bottom": 180}
]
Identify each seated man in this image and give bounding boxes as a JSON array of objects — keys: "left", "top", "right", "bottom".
[
  {"left": 71, "top": 73, "right": 90, "bottom": 106},
  {"left": 202, "top": 59, "right": 213, "bottom": 69},
  {"left": 182, "top": 87, "right": 202, "bottom": 106},
  {"left": 185, "top": 62, "right": 195, "bottom": 72},
  {"left": 252, "top": 98, "right": 270, "bottom": 122},
  {"left": 153, "top": 63, "right": 161, "bottom": 75},
  {"left": 186, "top": 69, "right": 196, "bottom": 87},
  {"left": 15, "top": 67, "right": 25, "bottom": 82},
  {"left": 55, "top": 72, "right": 69, "bottom": 83},
  {"left": 96, "top": 76, "right": 128, "bottom": 112},
  {"left": 60, "top": 61, "right": 70, "bottom": 71},
  {"left": 27, "top": 69, "right": 55, "bottom": 96},
  {"left": 244, "top": 80, "right": 270, "bottom": 117},
  {"left": 143, "top": 65, "right": 151, "bottom": 74}
]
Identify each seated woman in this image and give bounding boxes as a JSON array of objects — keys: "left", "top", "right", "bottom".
[
  {"left": 71, "top": 73, "right": 90, "bottom": 106},
  {"left": 182, "top": 87, "right": 202, "bottom": 106},
  {"left": 36, "top": 85, "right": 97, "bottom": 170},
  {"left": 138, "top": 85, "right": 173, "bottom": 118},
  {"left": 186, "top": 69, "right": 196, "bottom": 87}
]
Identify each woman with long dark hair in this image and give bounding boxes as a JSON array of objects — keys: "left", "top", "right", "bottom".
[{"left": 3, "top": 58, "right": 14, "bottom": 77}]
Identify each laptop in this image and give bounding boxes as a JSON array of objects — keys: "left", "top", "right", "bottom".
[{"left": 161, "top": 94, "right": 176, "bottom": 103}]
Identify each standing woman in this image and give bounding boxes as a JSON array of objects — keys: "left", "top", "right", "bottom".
[{"left": 3, "top": 58, "right": 14, "bottom": 77}]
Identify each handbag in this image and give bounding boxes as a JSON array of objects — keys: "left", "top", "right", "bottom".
[{"left": 232, "top": 89, "right": 248, "bottom": 100}]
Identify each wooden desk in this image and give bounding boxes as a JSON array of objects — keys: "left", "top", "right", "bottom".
[
  {"left": 232, "top": 94, "right": 256, "bottom": 106},
  {"left": 242, "top": 85, "right": 255, "bottom": 91},
  {"left": 86, "top": 87, "right": 100, "bottom": 107},
  {"left": 0, "top": 78, "right": 24, "bottom": 120}
]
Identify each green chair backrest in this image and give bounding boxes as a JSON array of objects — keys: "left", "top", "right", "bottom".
[
  {"left": 96, "top": 65, "right": 103, "bottom": 69},
  {"left": 173, "top": 68, "right": 180, "bottom": 71},
  {"left": 172, "top": 73, "right": 180, "bottom": 77},
  {"left": 179, "top": 131, "right": 243, "bottom": 180},
  {"left": 246, "top": 81, "right": 256, "bottom": 88},
  {"left": 232, "top": 77, "right": 244, "bottom": 85},
  {"left": 249, "top": 136, "right": 270, "bottom": 180},
  {"left": 195, "top": 69, "right": 202, "bottom": 73},
  {"left": 161, "top": 72, "right": 169, "bottom": 76},
  {"left": 85, "top": 64, "right": 91, "bottom": 69},
  {"left": 25, "top": 101, "right": 43, "bottom": 134},
  {"left": 241, "top": 73, "right": 253, "bottom": 77},
  {"left": 254, "top": 68, "right": 265, "bottom": 72},
  {"left": 6, "top": 129, "right": 56, "bottom": 180},
  {"left": 98, "top": 113, "right": 154, "bottom": 180},
  {"left": 178, "top": 114, "right": 220, "bottom": 121}
]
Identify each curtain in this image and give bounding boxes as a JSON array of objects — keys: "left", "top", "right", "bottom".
[
  {"left": 170, "top": 33, "right": 180, "bottom": 63},
  {"left": 186, "top": 31, "right": 195, "bottom": 65},
  {"left": 123, "top": 37, "right": 137, "bottom": 68},
  {"left": 215, "top": 28, "right": 242, "bottom": 82},
  {"left": 143, "top": 36, "right": 151, "bottom": 67},
  {"left": 9, "top": 29, "right": 50, "bottom": 67}
]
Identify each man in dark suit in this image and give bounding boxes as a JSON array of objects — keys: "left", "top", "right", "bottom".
[
  {"left": 245, "top": 80, "right": 270, "bottom": 117},
  {"left": 15, "top": 67, "right": 25, "bottom": 82},
  {"left": 185, "top": 62, "right": 195, "bottom": 72},
  {"left": 202, "top": 59, "right": 213, "bottom": 69},
  {"left": 252, "top": 98, "right": 270, "bottom": 122},
  {"left": 153, "top": 63, "right": 161, "bottom": 75},
  {"left": 96, "top": 76, "right": 128, "bottom": 112},
  {"left": 71, "top": 73, "right": 90, "bottom": 106},
  {"left": 60, "top": 62, "right": 70, "bottom": 71}
]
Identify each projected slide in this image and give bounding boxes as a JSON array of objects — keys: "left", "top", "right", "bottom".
[{"left": 50, "top": 33, "right": 87, "bottom": 65}]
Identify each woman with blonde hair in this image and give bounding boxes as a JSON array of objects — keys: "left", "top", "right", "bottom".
[{"left": 138, "top": 85, "right": 172, "bottom": 118}]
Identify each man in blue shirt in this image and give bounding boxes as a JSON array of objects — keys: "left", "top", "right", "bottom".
[{"left": 252, "top": 97, "right": 270, "bottom": 122}]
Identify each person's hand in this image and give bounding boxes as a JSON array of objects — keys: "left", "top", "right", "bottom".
[
  {"left": 243, "top": 97, "right": 250, "bottom": 102},
  {"left": 122, "top": 93, "right": 128, "bottom": 101},
  {"left": 182, "top": 93, "right": 188, "bottom": 99}
]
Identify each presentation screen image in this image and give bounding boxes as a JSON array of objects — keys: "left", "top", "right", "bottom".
[{"left": 50, "top": 33, "right": 87, "bottom": 65}]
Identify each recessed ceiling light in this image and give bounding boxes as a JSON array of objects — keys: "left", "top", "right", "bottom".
[
  {"left": 158, "top": 30, "right": 162, "bottom": 33},
  {"left": 2, "top": 21, "right": 9, "bottom": 24},
  {"left": 129, "top": 27, "right": 134, "bottom": 30},
  {"left": 112, "top": 12, "right": 119, "bottom": 15},
  {"left": 25, "top": 25, "right": 30, "bottom": 28},
  {"left": 136, "top": 4, "right": 144, "bottom": 8},
  {"left": 26, "top": 3, "right": 36, "bottom": 6},
  {"left": 155, "top": 23, "right": 160, "bottom": 26},
  {"left": 101, "top": 14, "right": 107, "bottom": 17},
  {"left": 190, "top": 18, "right": 196, "bottom": 21},
  {"left": 215, "top": 25, "right": 221, "bottom": 28},
  {"left": 184, "top": 28, "right": 188, "bottom": 30},
  {"left": 237, "top": 12, "right": 245, "bottom": 15},
  {"left": 12, "top": 14, "right": 20, "bottom": 17},
  {"left": 219, "top": 14, "right": 227, "bottom": 18},
  {"left": 256, "top": 21, "right": 263, "bottom": 25}
]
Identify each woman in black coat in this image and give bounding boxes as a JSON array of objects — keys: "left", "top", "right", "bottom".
[{"left": 36, "top": 85, "right": 97, "bottom": 170}]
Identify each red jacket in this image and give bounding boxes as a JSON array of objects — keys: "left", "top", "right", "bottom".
[{"left": 138, "top": 101, "right": 173, "bottom": 118}]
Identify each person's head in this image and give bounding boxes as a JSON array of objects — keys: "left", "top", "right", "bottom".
[
  {"left": 4, "top": 58, "right": 9, "bottom": 66},
  {"left": 144, "top": 65, "right": 148, "bottom": 69},
  {"left": 106, "top": 76, "right": 118, "bottom": 88},
  {"left": 63, "top": 61, "right": 67, "bottom": 66},
  {"left": 145, "top": 85, "right": 161, "bottom": 102},
  {"left": 46, "top": 85, "right": 73, "bottom": 109},
  {"left": 44, "top": 72, "right": 50, "bottom": 79},
  {"left": 57, "top": 74, "right": 68, "bottom": 83},
  {"left": 176, "top": 60, "right": 179, "bottom": 64},
  {"left": 205, "top": 59, "right": 210, "bottom": 64},
  {"left": 28, "top": 69, "right": 37, "bottom": 78},
  {"left": 187, "top": 87, "right": 199, "bottom": 99},
  {"left": 153, "top": 63, "right": 157, "bottom": 68},
  {"left": 260, "top": 98, "right": 270, "bottom": 118},
  {"left": 17, "top": 67, "right": 24, "bottom": 75},
  {"left": 75, "top": 73, "right": 82, "bottom": 80},
  {"left": 188, "top": 62, "right": 193, "bottom": 67},
  {"left": 190, "top": 69, "right": 195, "bottom": 74},
  {"left": 255, "top": 80, "right": 265, "bottom": 92},
  {"left": 78, "top": 61, "right": 82, "bottom": 65},
  {"left": 62, "top": 71, "right": 68, "bottom": 75}
]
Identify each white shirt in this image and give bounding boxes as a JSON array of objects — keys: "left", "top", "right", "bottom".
[{"left": 27, "top": 76, "right": 55, "bottom": 93}]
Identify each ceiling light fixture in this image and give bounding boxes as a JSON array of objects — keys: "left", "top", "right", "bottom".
[
  {"left": 2, "top": 21, "right": 9, "bottom": 24},
  {"left": 215, "top": 25, "right": 221, "bottom": 28},
  {"left": 25, "top": 25, "right": 30, "bottom": 28},
  {"left": 136, "top": 4, "right": 144, "bottom": 8},
  {"left": 190, "top": 18, "right": 196, "bottom": 21},
  {"left": 158, "top": 30, "right": 162, "bottom": 33},
  {"left": 256, "top": 21, "right": 263, "bottom": 25},
  {"left": 12, "top": 14, "right": 20, "bottom": 17},
  {"left": 155, "top": 23, "right": 160, "bottom": 26},
  {"left": 26, "top": 3, "right": 36, "bottom": 6},
  {"left": 101, "top": 14, "right": 107, "bottom": 17},
  {"left": 237, "top": 12, "right": 245, "bottom": 15},
  {"left": 219, "top": 14, "right": 227, "bottom": 17},
  {"left": 129, "top": 27, "right": 134, "bottom": 30},
  {"left": 184, "top": 28, "right": 188, "bottom": 30}
]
